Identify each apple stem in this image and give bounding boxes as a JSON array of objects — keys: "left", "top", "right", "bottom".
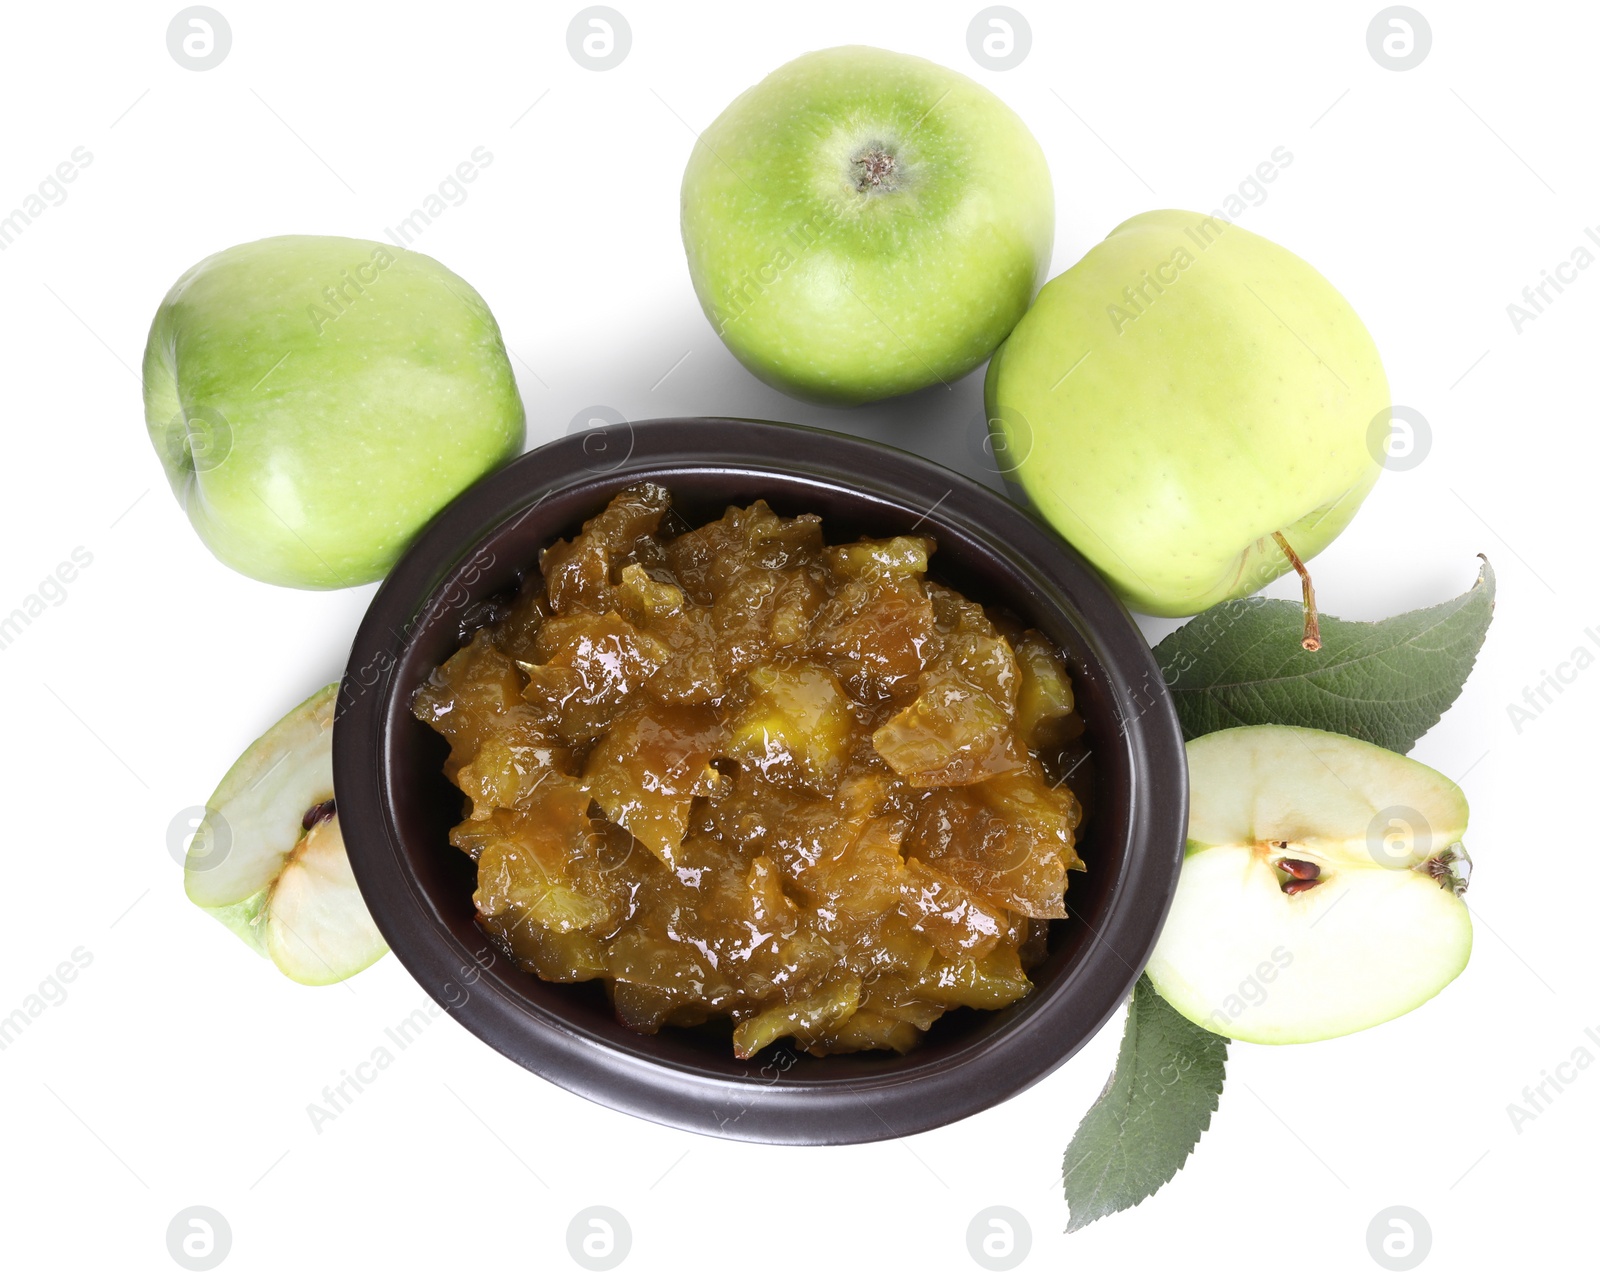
[{"left": 1272, "top": 531, "right": 1322, "bottom": 652}]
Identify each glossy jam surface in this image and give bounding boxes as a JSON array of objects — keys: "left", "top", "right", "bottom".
[{"left": 414, "top": 484, "right": 1087, "bottom": 1058}]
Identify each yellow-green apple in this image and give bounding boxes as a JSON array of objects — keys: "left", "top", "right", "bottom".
[
  {"left": 681, "top": 46, "right": 1054, "bottom": 404},
  {"left": 143, "top": 235, "right": 524, "bottom": 589},
  {"left": 986, "top": 211, "right": 1388, "bottom": 619}
]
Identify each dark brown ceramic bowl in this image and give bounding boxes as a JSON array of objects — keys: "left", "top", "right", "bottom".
[{"left": 333, "top": 418, "right": 1185, "bottom": 1145}]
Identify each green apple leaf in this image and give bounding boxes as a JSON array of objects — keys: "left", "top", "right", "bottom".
[
  {"left": 1152, "top": 557, "right": 1494, "bottom": 754},
  {"left": 1063, "top": 975, "right": 1228, "bottom": 1232}
]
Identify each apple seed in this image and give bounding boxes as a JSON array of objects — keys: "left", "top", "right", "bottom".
[{"left": 302, "top": 798, "right": 337, "bottom": 830}]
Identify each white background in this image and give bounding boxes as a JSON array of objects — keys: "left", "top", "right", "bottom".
[{"left": 0, "top": 1, "right": 1592, "bottom": 1273}]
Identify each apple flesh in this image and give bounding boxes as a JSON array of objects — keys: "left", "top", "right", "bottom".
[
  {"left": 681, "top": 45, "right": 1054, "bottom": 404},
  {"left": 143, "top": 235, "right": 525, "bottom": 589},
  {"left": 1146, "top": 725, "right": 1471, "bottom": 1044},
  {"left": 185, "top": 683, "right": 387, "bottom": 985},
  {"left": 985, "top": 210, "right": 1388, "bottom": 617}
]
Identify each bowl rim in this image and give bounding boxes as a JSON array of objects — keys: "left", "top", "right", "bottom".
[{"left": 334, "top": 417, "right": 1186, "bottom": 1145}]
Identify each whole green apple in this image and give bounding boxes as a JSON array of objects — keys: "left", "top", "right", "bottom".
[
  {"left": 143, "top": 235, "right": 525, "bottom": 589},
  {"left": 681, "top": 45, "right": 1054, "bottom": 404},
  {"left": 985, "top": 210, "right": 1388, "bottom": 617}
]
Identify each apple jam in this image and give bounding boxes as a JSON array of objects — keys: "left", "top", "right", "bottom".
[{"left": 413, "top": 484, "right": 1088, "bottom": 1058}]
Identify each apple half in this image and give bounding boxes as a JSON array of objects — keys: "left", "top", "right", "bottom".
[
  {"left": 184, "top": 683, "right": 387, "bottom": 985},
  {"left": 1146, "top": 725, "right": 1471, "bottom": 1044}
]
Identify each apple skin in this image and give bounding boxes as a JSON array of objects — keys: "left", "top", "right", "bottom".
[
  {"left": 143, "top": 235, "right": 525, "bottom": 589},
  {"left": 985, "top": 211, "right": 1388, "bottom": 616},
  {"left": 681, "top": 46, "right": 1054, "bottom": 405}
]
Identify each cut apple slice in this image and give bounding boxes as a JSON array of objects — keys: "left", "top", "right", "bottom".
[
  {"left": 184, "top": 683, "right": 387, "bottom": 985},
  {"left": 1146, "top": 725, "right": 1471, "bottom": 1044}
]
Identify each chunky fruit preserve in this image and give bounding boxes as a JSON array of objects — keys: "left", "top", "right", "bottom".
[{"left": 414, "top": 484, "right": 1088, "bottom": 1057}]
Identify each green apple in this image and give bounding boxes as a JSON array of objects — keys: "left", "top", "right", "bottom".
[
  {"left": 986, "top": 211, "right": 1388, "bottom": 618},
  {"left": 1146, "top": 725, "right": 1472, "bottom": 1044},
  {"left": 185, "top": 683, "right": 387, "bottom": 985},
  {"left": 143, "top": 235, "right": 524, "bottom": 589},
  {"left": 680, "top": 45, "right": 1054, "bottom": 404}
]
